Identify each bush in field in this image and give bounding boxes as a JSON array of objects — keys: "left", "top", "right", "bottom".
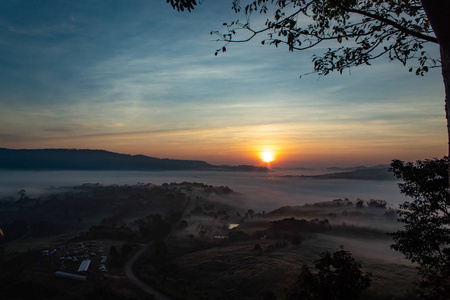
[{"left": 285, "top": 247, "right": 371, "bottom": 300}]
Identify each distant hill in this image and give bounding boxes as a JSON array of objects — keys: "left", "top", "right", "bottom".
[
  {"left": 326, "top": 164, "right": 389, "bottom": 172},
  {"left": 312, "top": 167, "right": 394, "bottom": 180},
  {"left": 283, "top": 167, "right": 395, "bottom": 181},
  {"left": 273, "top": 167, "right": 315, "bottom": 171},
  {"left": 0, "top": 148, "right": 269, "bottom": 172}
]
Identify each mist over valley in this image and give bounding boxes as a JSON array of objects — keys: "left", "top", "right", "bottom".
[{"left": 0, "top": 168, "right": 404, "bottom": 211}]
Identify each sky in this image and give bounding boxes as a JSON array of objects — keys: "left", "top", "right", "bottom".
[{"left": 0, "top": 0, "right": 446, "bottom": 168}]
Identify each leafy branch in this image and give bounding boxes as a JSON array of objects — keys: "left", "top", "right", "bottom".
[{"left": 211, "top": 0, "right": 440, "bottom": 76}]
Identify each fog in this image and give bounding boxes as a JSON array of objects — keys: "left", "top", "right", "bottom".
[{"left": 0, "top": 170, "right": 407, "bottom": 211}]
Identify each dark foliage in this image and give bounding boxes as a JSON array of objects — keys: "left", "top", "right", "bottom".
[
  {"left": 366, "top": 199, "right": 387, "bottom": 208},
  {"left": 120, "top": 243, "right": 134, "bottom": 257},
  {"left": 271, "top": 217, "right": 330, "bottom": 232},
  {"left": 355, "top": 199, "right": 365, "bottom": 208},
  {"left": 83, "top": 224, "right": 136, "bottom": 241},
  {"left": 137, "top": 214, "right": 172, "bottom": 241},
  {"left": 285, "top": 246, "right": 371, "bottom": 300},
  {"left": 166, "top": 0, "right": 199, "bottom": 12},
  {"left": 228, "top": 229, "right": 248, "bottom": 241},
  {"left": 388, "top": 157, "right": 450, "bottom": 299}
]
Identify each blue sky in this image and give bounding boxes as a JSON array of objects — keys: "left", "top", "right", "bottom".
[{"left": 0, "top": 0, "right": 446, "bottom": 167}]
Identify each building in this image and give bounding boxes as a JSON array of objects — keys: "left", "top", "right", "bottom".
[
  {"left": 55, "top": 271, "right": 86, "bottom": 281},
  {"left": 77, "top": 259, "right": 91, "bottom": 272}
]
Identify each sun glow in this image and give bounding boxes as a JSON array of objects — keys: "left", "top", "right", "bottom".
[{"left": 261, "top": 151, "right": 275, "bottom": 163}]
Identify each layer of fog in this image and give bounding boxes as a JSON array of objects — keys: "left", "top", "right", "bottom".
[{"left": 0, "top": 170, "right": 407, "bottom": 211}]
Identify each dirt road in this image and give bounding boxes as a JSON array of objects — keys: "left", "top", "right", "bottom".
[{"left": 124, "top": 242, "right": 172, "bottom": 300}]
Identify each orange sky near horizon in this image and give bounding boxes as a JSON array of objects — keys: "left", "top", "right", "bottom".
[{"left": 2, "top": 118, "right": 446, "bottom": 168}]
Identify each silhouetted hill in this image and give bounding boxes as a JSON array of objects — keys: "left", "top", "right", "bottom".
[
  {"left": 216, "top": 164, "right": 273, "bottom": 172},
  {"left": 326, "top": 164, "right": 388, "bottom": 172},
  {"left": 0, "top": 148, "right": 269, "bottom": 172},
  {"left": 283, "top": 167, "right": 395, "bottom": 181}
]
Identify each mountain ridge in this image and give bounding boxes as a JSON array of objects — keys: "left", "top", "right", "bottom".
[{"left": 0, "top": 148, "right": 269, "bottom": 172}]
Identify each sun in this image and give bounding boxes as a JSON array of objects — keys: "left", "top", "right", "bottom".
[{"left": 261, "top": 151, "right": 275, "bottom": 163}]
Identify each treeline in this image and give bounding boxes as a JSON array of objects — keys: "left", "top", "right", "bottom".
[{"left": 0, "top": 183, "right": 198, "bottom": 243}]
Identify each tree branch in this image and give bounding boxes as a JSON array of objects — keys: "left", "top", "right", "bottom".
[{"left": 347, "top": 8, "right": 438, "bottom": 44}]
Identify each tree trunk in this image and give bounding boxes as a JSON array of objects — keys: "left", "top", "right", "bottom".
[
  {"left": 443, "top": 44, "right": 450, "bottom": 189},
  {"left": 421, "top": 0, "right": 450, "bottom": 189}
]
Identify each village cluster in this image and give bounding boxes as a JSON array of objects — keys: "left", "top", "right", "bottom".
[{"left": 39, "top": 240, "right": 110, "bottom": 280}]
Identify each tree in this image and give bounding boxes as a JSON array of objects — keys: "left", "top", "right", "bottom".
[
  {"left": 138, "top": 214, "right": 172, "bottom": 240},
  {"left": 17, "top": 189, "right": 26, "bottom": 200},
  {"left": 109, "top": 245, "right": 119, "bottom": 259},
  {"left": 388, "top": 157, "right": 450, "bottom": 299},
  {"left": 285, "top": 246, "right": 371, "bottom": 300},
  {"left": 168, "top": 0, "right": 450, "bottom": 184}
]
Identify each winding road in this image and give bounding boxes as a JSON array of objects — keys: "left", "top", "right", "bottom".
[{"left": 124, "top": 242, "right": 172, "bottom": 300}]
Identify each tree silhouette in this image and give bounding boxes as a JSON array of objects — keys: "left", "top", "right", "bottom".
[
  {"left": 168, "top": 0, "right": 450, "bottom": 184},
  {"left": 17, "top": 189, "right": 26, "bottom": 200},
  {"left": 138, "top": 214, "right": 172, "bottom": 240},
  {"left": 166, "top": 0, "right": 199, "bottom": 12},
  {"left": 388, "top": 157, "right": 450, "bottom": 299},
  {"left": 285, "top": 246, "right": 371, "bottom": 300}
]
